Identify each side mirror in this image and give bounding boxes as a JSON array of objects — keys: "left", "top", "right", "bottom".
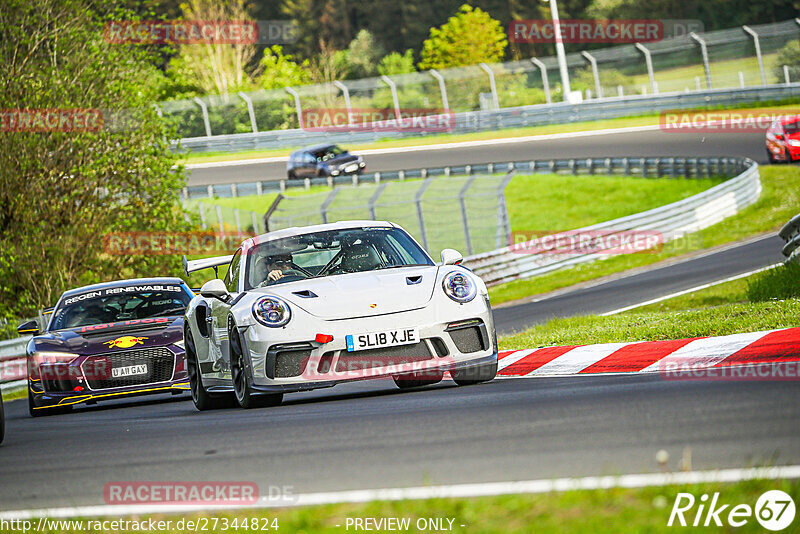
[
  {"left": 440, "top": 248, "right": 463, "bottom": 266},
  {"left": 776, "top": 133, "right": 785, "bottom": 140},
  {"left": 17, "top": 320, "right": 39, "bottom": 336},
  {"left": 200, "top": 279, "right": 230, "bottom": 302}
]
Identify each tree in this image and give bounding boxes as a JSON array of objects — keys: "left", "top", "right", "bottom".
[
  {"left": 258, "top": 46, "right": 312, "bottom": 89},
  {"left": 418, "top": 4, "right": 507, "bottom": 70},
  {"left": 378, "top": 50, "right": 417, "bottom": 76},
  {"left": 347, "top": 30, "right": 384, "bottom": 78},
  {"left": 166, "top": 0, "right": 260, "bottom": 95},
  {"left": 0, "top": 0, "right": 190, "bottom": 323},
  {"left": 775, "top": 40, "right": 800, "bottom": 83}
]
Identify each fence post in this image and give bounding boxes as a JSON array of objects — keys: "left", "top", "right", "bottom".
[
  {"left": 285, "top": 87, "right": 304, "bottom": 129},
  {"left": 496, "top": 171, "right": 515, "bottom": 249},
  {"left": 739, "top": 71, "right": 745, "bottom": 88},
  {"left": 581, "top": 51, "right": 602, "bottom": 99},
  {"left": 215, "top": 205, "right": 224, "bottom": 232},
  {"left": 262, "top": 194, "right": 284, "bottom": 233},
  {"left": 368, "top": 182, "right": 387, "bottom": 220},
  {"left": 333, "top": 81, "right": 354, "bottom": 124},
  {"left": 785, "top": 65, "right": 791, "bottom": 85},
  {"left": 198, "top": 202, "right": 206, "bottom": 229},
  {"left": 415, "top": 177, "right": 434, "bottom": 251},
  {"left": 237, "top": 91, "right": 258, "bottom": 133},
  {"left": 206, "top": 185, "right": 213, "bottom": 199},
  {"left": 251, "top": 211, "right": 260, "bottom": 234},
  {"left": 320, "top": 189, "right": 339, "bottom": 224},
  {"left": 742, "top": 26, "right": 766, "bottom": 86},
  {"left": 381, "top": 75, "right": 402, "bottom": 122},
  {"left": 690, "top": 32, "right": 712, "bottom": 90},
  {"left": 192, "top": 97, "right": 212, "bottom": 137},
  {"left": 634, "top": 43, "right": 657, "bottom": 95},
  {"left": 479, "top": 63, "right": 500, "bottom": 110},
  {"left": 429, "top": 69, "right": 450, "bottom": 112},
  {"left": 458, "top": 176, "right": 478, "bottom": 255},
  {"left": 530, "top": 58, "right": 551, "bottom": 104}
]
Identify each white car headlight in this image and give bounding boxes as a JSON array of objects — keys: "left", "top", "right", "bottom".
[
  {"left": 252, "top": 296, "right": 291, "bottom": 327},
  {"left": 788, "top": 139, "right": 800, "bottom": 147},
  {"left": 443, "top": 271, "right": 477, "bottom": 303}
]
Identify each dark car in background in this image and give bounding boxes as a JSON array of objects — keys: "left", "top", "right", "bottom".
[
  {"left": 287, "top": 144, "right": 366, "bottom": 179},
  {"left": 766, "top": 116, "right": 800, "bottom": 163},
  {"left": 19, "top": 277, "right": 193, "bottom": 417}
]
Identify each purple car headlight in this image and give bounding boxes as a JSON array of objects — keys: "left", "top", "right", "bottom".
[
  {"left": 442, "top": 271, "right": 477, "bottom": 303},
  {"left": 252, "top": 296, "right": 291, "bottom": 327}
]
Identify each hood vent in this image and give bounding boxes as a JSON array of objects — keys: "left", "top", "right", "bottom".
[
  {"left": 406, "top": 276, "right": 422, "bottom": 285},
  {"left": 292, "top": 289, "right": 318, "bottom": 298}
]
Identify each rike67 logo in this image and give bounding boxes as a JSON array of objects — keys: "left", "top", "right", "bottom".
[{"left": 668, "top": 490, "right": 796, "bottom": 530}]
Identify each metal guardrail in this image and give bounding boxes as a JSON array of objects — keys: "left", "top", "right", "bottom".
[
  {"left": 185, "top": 154, "right": 744, "bottom": 201},
  {"left": 463, "top": 157, "right": 761, "bottom": 286},
  {"left": 176, "top": 83, "right": 800, "bottom": 154},
  {"left": 779, "top": 213, "right": 800, "bottom": 261},
  {"left": 0, "top": 337, "right": 29, "bottom": 393}
]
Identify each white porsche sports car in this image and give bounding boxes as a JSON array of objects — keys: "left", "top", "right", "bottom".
[{"left": 182, "top": 221, "right": 498, "bottom": 410}]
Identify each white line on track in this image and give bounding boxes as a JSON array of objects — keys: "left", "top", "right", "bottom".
[
  {"left": 3, "top": 465, "right": 799, "bottom": 520},
  {"left": 599, "top": 263, "right": 782, "bottom": 316},
  {"left": 183, "top": 124, "right": 664, "bottom": 169}
]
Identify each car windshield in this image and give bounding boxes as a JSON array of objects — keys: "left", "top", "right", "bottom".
[
  {"left": 49, "top": 285, "right": 192, "bottom": 331},
  {"left": 312, "top": 145, "right": 345, "bottom": 162},
  {"left": 245, "top": 227, "right": 433, "bottom": 289},
  {"left": 783, "top": 120, "right": 800, "bottom": 134}
]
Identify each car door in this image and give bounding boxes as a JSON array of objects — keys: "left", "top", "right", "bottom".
[{"left": 209, "top": 248, "right": 242, "bottom": 373}]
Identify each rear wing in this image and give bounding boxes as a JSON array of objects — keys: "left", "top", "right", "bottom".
[{"left": 182, "top": 254, "right": 233, "bottom": 278}]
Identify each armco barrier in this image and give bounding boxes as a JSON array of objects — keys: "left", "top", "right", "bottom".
[
  {"left": 0, "top": 336, "right": 29, "bottom": 393},
  {"left": 463, "top": 157, "right": 760, "bottom": 286},
  {"left": 779, "top": 212, "right": 800, "bottom": 261},
  {"left": 186, "top": 154, "right": 744, "bottom": 200},
  {"left": 175, "top": 83, "right": 800, "bottom": 154},
  {"left": 497, "top": 327, "right": 800, "bottom": 378}
]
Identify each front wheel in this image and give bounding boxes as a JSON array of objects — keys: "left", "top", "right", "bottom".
[
  {"left": 229, "top": 320, "right": 283, "bottom": 409},
  {"left": 451, "top": 359, "right": 498, "bottom": 386},
  {"left": 186, "top": 327, "right": 235, "bottom": 411}
]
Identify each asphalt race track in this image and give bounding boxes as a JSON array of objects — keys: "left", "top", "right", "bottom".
[
  {"left": 1, "top": 129, "right": 798, "bottom": 513},
  {"left": 186, "top": 129, "right": 766, "bottom": 186}
]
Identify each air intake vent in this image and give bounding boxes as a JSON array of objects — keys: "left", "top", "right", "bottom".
[{"left": 292, "top": 290, "right": 318, "bottom": 298}]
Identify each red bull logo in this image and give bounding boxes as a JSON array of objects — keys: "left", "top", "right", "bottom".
[{"left": 104, "top": 336, "right": 148, "bottom": 349}]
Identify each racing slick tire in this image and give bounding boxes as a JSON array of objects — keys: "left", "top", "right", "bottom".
[
  {"left": 229, "top": 320, "right": 283, "bottom": 409},
  {"left": 767, "top": 149, "right": 778, "bottom": 164},
  {"left": 451, "top": 359, "right": 498, "bottom": 386},
  {"left": 28, "top": 386, "right": 72, "bottom": 417},
  {"left": 393, "top": 371, "right": 443, "bottom": 389},
  {"left": 185, "top": 328, "right": 236, "bottom": 411}
]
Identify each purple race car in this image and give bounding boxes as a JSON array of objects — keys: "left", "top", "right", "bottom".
[{"left": 19, "top": 278, "right": 193, "bottom": 417}]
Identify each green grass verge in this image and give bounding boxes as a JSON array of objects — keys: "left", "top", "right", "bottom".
[
  {"left": 489, "top": 165, "right": 800, "bottom": 306},
  {"left": 6, "top": 479, "right": 796, "bottom": 533},
  {"left": 180, "top": 100, "right": 800, "bottom": 164},
  {"left": 499, "top": 261, "right": 800, "bottom": 348},
  {"left": 2, "top": 387, "right": 27, "bottom": 402}
]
